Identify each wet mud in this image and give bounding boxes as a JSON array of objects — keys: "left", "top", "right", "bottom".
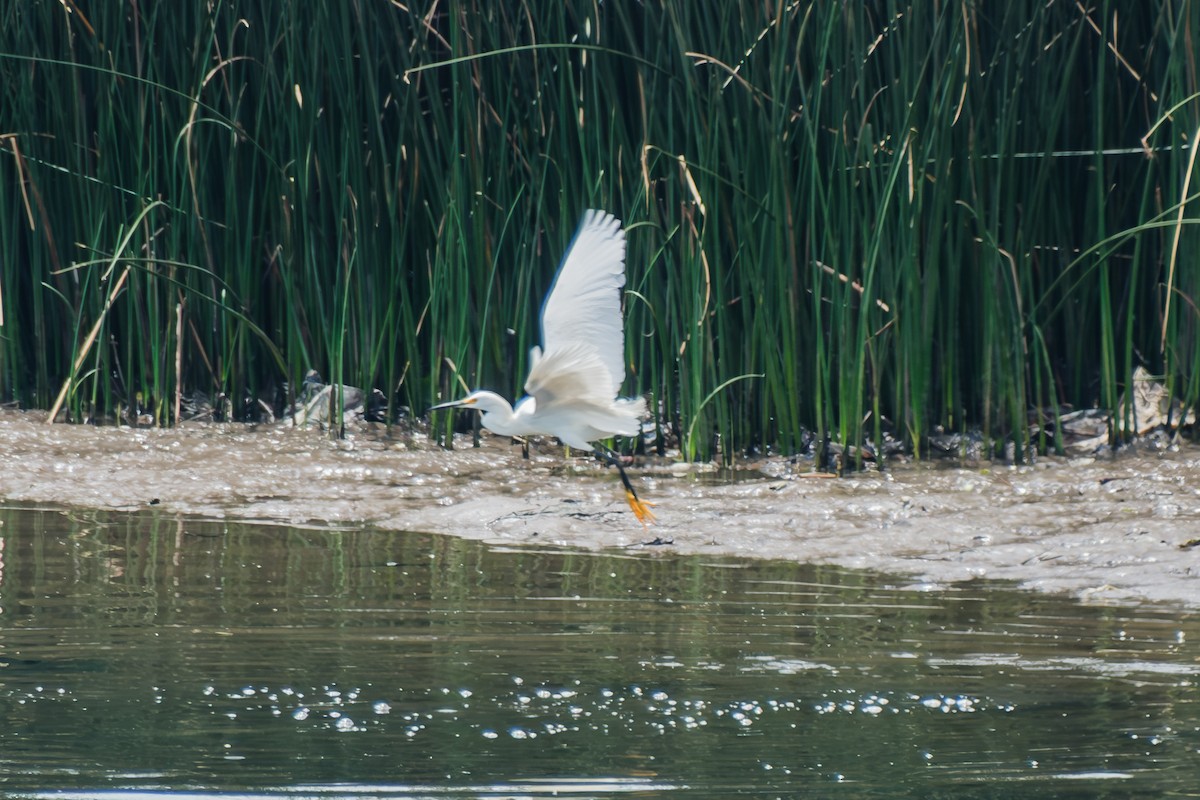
[{"left": 1, "top": 410, "right": 1197, "bottom": 607}]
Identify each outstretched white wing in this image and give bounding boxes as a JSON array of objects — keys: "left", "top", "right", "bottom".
[{"left": 535, "top": 209, "right": 627, "bottom": 397}]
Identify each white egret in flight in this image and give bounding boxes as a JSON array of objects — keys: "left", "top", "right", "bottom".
[{"left": 431, "top": 209, "right": 655, "bottom": 525}]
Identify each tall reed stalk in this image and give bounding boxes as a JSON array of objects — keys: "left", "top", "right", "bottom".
[{"left": 1, "top": 2, "right": 1196, "bottom": 460}]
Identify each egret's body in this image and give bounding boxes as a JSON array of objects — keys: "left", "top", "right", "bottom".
[{"left": 432, "top": 210, "right": 654, "bottom": 524}]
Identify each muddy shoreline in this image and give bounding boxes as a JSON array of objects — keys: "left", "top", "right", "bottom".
[{"left": 1, "top": 410, "right": 1197, "bottom": 607}]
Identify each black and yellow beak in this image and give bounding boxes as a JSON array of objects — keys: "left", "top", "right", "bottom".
[{"left": 428, "top": 396, "right": 476, "bottom": 413}]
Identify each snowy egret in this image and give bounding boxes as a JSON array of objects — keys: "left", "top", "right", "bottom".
[{"left": 431, "top": 209, "right": 655, "bottom": 525}]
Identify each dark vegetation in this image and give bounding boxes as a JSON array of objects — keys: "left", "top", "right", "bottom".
[{"left": 1, "top": 2, "right": 1197, "bottom": 463}]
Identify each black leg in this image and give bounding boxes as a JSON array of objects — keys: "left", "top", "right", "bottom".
[{"left": 593, "top": 444, "right": 655, "bottom": 526}]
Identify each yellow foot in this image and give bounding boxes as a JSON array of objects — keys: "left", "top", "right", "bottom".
[{"left": 625, "top": 489, "right": 657, "bottom": 527}]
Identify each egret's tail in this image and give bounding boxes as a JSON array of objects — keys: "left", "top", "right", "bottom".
[{"left": 609, "top": 396, "right": 648, "bottom": 437}]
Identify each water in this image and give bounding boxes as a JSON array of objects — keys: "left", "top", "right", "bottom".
[{"left": 0, "top": 507, "right": 1196, "bottom": 798}]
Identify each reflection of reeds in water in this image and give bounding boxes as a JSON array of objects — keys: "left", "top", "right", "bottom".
[
  {"left": 3, "top": 505, "right": 1199, "bottom": 793},
  {"left": 0, "top": 2, "right": 1196, "bottom": 461}
]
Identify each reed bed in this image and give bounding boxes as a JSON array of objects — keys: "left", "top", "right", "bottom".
[{"left": 1, "top": 1, "right": 1196, "bottom": 462}]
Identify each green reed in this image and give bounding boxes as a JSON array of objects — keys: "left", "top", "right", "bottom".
[{"left": 0, "top": 2, "right": 1197, "bottom": 460}]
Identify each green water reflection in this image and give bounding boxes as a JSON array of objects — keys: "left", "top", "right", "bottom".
[{"left": 0, "top": 507, "right": 1197, "bottom": 798}]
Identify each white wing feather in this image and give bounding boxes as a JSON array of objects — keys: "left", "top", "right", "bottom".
[
  {"left": 525, "top": 343, "right": 614, "bottom": 409},
  {"left": 534, "top": 209, "right": 627, "bottom": 396},
  {"left": 523, "top": 343, "right": 644, "bottom": 449}
]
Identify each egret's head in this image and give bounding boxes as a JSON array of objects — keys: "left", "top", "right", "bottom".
[{"left": 428, "top": 390, "right": 510, "bottom": 417}]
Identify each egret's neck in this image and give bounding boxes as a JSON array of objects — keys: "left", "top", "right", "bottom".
[{"left": 472, "top": 391, "right": 535, "bottom": 438}]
